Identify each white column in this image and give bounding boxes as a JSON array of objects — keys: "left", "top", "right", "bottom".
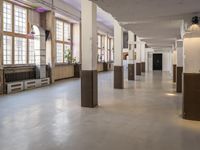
[
  {"left": 173, "top": 50, "right": 177, "bottom": 66},
  {"left": 128, "top": 31, "right": 134, "bottom": 64},
  {"left": 182, "top": 24, "right": 200, "bottom": 120},
  {"left": 0, "top": 0, "right": 3, "bottom": 95},
  {"left": 81, "top": 0, "right": 98, "bottom": 107},
  {"left": 81, "top": 0, "right": 97, "bottom": 71},
  {"left": 177, "top": 40, "right": 183, "bottom": 67},
  {"left": 113, "top": 19, "right": 124, "bottom": 89},
  {"left": 114, "top": 19, "right": 123, "bottom": 67},
  {"left": 0, "top": 0, "right": 3, "bottom": 65},
  {"left": 33, "top": 26, "right": 46, "bottom": 79}
]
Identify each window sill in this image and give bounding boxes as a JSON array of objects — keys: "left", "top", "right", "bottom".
[{"left": 55, "top": 63, "right": 75, "bottom": 66}]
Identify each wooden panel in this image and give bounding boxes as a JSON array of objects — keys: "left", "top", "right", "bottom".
[
  {"left": 128, "top": 64, "right": 135, "bottom": 80},
  {"left": 183, "top": 73, "right": 200, "bottom": 121},
  {"left": 173, "top": 64, "right": 176, "bottom": 83},
  {"left": 114, "top": 66, "right": 124, "bottom": 89},
  {"left": 136, "top": 63, "right": 142, "bottom": 76},
  {"left": 0, "top": 68, "right": 3, "bottom": 95},
  {"left": 54, "top": 64, "right": 74, "bottom": 80},
  {"left": 176, "top": 67, "right": 183, "bottom": 93},
  {"left": 97, "top": 63, "right": 104, "bottom": 72},
  {"left": 141, "top": 62, "right": 145, "bottom": 73},
  {"left": 81, "top": 70, "right": 98, "bottom": 108}
]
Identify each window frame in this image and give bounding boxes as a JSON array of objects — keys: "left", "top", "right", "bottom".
[
  {"left": 2, "top": 1, "right": 32, "bottom": 66},
  {"left": 55, "top": 18, "right": 73, "bottom": 64},
  {"left": 97, "top": 34, "right": 104, "bottom": 62}
]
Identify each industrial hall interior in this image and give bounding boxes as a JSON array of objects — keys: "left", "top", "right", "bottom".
[{"left": 0, "top": 0, "right": 200, "bottom": 150}]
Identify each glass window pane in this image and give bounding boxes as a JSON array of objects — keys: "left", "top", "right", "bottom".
[
  {"left": 29, "top": 39, "right": 35, "bottom": 64},
  {"left": 15, "top": 37, "right": 27, "bottom": 64},
  {"left": 3, "top": 36, "right": 12, "bottom": 65},
  {"left": 56, "top": 43, "right": 63, "bottom": 63},
  {"left": 64, "top": 23, "right": 71, "bottom": 42},
  {"left": 14, "top": 5, "right": 27, "bottom": 34},
  {"left": 64, "top": 44, "right": 71, "bottom": 62},
  {"left": 98, "top": 35, "right": 101, "bottom": 48},
  {"left": 56, "top": 20, "right": 63, "bottom": 41},
  {"left": 3, "top": 1, "right": 12, "bottom": 32}
]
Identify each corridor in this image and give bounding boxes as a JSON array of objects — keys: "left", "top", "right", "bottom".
[{"left": 0, "top": 71, "right": 200, "bottom": 150}]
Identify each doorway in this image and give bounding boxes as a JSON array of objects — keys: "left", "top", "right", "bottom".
[{"left": 153, "top": 54, "right": 162, "bottom": 71}]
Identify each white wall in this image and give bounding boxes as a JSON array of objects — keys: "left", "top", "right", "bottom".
[
  {"left": 146, "top": 49, "right": 173, "bottom": 72},
  {"left": 184, "top": 37, "right": 200, "bottom": 73}
]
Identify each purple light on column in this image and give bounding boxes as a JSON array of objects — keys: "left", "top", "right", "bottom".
[{"left": 35, "top": 7, "right": 48, "bottom": 13}]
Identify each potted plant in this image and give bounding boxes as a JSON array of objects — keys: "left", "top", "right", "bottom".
[{"left": 64, "top": 48, "right": 76, "bottom": 64}]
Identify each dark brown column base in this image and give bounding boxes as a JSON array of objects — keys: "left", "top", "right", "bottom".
[
  {"left": 114, "top": 66, "right": 124, "bottom": 89},
  {"left": 128, "top": 64, "right": 135, "bottom": 80},
  {"left": 74, "top": 64, "right": 81, "bottom": 78},
  {"left": 176, "top": 67, "right": 183, "bottom": 93},
  {"left": 183, "top": 73, "right": 200, "bottom": 121},
  {"left": 136, "top": 63, "right": 142, "bottom": 76},
  {"left": 141, "top": 62, "right": 145, "bottom": 73},
  {"left": 103, "top": 62, "right": 108, "bottom": 71},
  {"left": 173, "top": 64, "right": 177, "bottom": 83},
  {"left": 0, "top": 69, "right": 4, "bottom": 95},
  {"left": 81, "top": 70, "right": 98, "bottom": 108}
]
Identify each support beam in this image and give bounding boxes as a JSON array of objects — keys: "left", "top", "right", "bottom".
[
  {"left": 81, "top": 0, "right": 98, "bottom": 107},
  {"left": 114, "top": 19, "right": 124, "bottom": 89}
]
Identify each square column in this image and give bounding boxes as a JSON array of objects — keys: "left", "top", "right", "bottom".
[
  {"left": 183, "top": 31, "right": 200, "bottom": 121},
  {"left": 0, "top": 0, "right": 3, "bottom": 95},
  {"left": 128, "top": 31, "right": 135, "bottom": 80},
  {"left": 81, "top": 0, "right": 98, "bottom": 107},
  {"left": 140, "top": 42, "right": 146, "bottom": 73},
  {"left": 136, "top": 39, "right": 142, "bottom": 76},
  {"left": 173, "top": 50, "right": 177, "bottom": 83},
  {"left": 176, "top": 40, "right": 183, "bottom": 93},
  {"left": 114, "top": 19, "right": 124, "bottom": 89}
]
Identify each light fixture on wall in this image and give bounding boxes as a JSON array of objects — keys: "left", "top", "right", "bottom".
[
  {"left": 184, "top": 16, "right": 200, "bottom": 38},
  {"left": 192, "top": 16, "right": 199, "bottom": 24}
]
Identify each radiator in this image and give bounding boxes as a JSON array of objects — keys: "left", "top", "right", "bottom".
[{"left": 7, "top": 81, "right": 24, "bottom": 94}]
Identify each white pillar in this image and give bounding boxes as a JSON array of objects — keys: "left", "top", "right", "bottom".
[
  {"left": 173, "top": 50, "right": 177, "bottom": 66},
  {"left": 184, "top": 38, "right": 200, "bottom": 73},
  {"left": 177, "top": 41, "right": 183, "bottom": 67},
  {"left": 113, "top": 19, "right": 124, "bottom": 89},
  {"left": 114, "top": 19, "right": 123, "bottom": 67},
  {"left": 81, "top": 0, "right": 97, "bottom": 71},
  {"left": 182, "top": 25, "right": 200, "bottom": 120},
  {"left": 128, "top": 31, "right": 135, "bottom": 80},
  {"left": 33, "top": 26, "right": 46, "bottom": 79},
  {"left": 128, "top": 31, "right": 134, "bottom": 64},
  {"left": 176, "top": 40, "right": 184, "bottom": 93},
  {"left": 0, "top": 0, "right": 3, "bottom": 95},
  {"left": 81, "top": 0, "right": 98, "bottom": 107}
]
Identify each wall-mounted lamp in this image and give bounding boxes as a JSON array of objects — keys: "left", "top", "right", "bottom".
[{"left": 192, "top": 16, "right": 199, "bottom": 24}]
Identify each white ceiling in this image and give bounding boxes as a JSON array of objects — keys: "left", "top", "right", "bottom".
[
  {"left": 90, "top": 0, "right": 200, "bottom": 49},
  {"left": 62, "top": 0, "right": 114, "bottom": 29}
]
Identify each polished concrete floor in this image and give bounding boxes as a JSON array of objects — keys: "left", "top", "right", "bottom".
[{"left": 0, "top": 71, "right": 200, "bottom": 150}]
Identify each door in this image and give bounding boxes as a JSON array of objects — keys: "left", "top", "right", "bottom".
[{"left": 153, "top": 54, "right": 162, "bottom": 71}]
